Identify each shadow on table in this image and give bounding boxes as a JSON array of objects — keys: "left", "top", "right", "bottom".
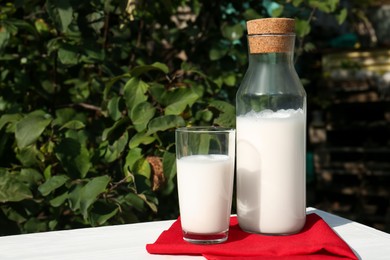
[{"left": 306, "top": 208, "right": 354, "bottom": 228}]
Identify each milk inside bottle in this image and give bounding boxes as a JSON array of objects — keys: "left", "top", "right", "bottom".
[{"left": 236, "top": 18, "right": 306, "bottom": 234}]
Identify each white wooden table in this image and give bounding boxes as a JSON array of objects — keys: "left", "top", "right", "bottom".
[{"left": 0, "top": 207, "right": 389, "bottom": 260}]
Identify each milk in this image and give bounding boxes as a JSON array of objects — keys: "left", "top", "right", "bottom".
[
  {"left": 236, "top": 109, "right": 306, "bottom": 234},
  {"left": 177, "top": 154, "right": 234, "bottom": 234}
]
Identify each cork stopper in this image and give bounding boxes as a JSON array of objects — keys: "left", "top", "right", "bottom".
[
  {"left": 246, "top": 18, "right": 295, "bottom": 53},
  {"left": 247, "top": 18, "right": 295, "bottom": 35}
]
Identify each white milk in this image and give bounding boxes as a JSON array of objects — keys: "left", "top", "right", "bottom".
[
  {"left": 177, "top": 154, "right": 234, "bottom": 234},
  {"left": 236, "top": 109, "right": 306, "bottom": 234}
]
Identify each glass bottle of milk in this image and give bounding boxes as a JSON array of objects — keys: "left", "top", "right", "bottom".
[{"left": 236, "top": 18, "right": 306, "bottom": 235}]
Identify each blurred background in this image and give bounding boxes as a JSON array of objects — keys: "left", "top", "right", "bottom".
[{"left": 0, "top": 0, "right": 389, "bottom": 235}]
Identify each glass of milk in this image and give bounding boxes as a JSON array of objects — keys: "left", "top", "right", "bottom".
[{"left": 176, "top": 127, "right": 235, "bottom": 244}]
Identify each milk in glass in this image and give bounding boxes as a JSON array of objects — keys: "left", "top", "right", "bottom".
[{"left": 177, "top": 154, "right": 234, "bottom": 234}]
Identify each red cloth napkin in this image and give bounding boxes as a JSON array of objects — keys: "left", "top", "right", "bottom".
[{"left": 146, "top": 213, "right": 358, "bottom": 260}]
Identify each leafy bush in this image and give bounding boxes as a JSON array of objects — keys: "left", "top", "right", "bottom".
[{"left": 0, "top": 0, "right": 348, "bottom": 234}]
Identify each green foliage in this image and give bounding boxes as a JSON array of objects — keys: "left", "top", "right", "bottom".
[{"left": 0, "top": 0, "right": 348, "bottom": 235}]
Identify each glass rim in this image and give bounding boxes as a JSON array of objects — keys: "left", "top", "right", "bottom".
[{"left": 176, "top": 126, "right": 235, "bottom": 133}]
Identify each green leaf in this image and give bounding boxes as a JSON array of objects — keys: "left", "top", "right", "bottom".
[
  {"left": 49, "top": 220, "right": 58, "bottom": 230},
  {"left": 53, "top": 108, "right": 77, "bottom": 126},
  {"left": 86, "top": 11, "right": 105, "bottom": 34},
  {"left": 44, "top": 165, "right": 52, "bottom": 180},
  {"left": 149, "top": 83, "right": 165, "bottom": 104},
  {"left": 147, "top": 115, "right": 185, "bottom": 135},
  {"left": 0, "top": 29, "right": 10, "bottom": 52},
  {"left": 57, "top": 1, "right": 73, "bottom": 31},
  {"left": 133, "top": 175, "right": 151, "bottom": 197},
  {"left": 328, "top": 0, "right": 339, "bottom": 12},
  {"left": 243, "top": 8, "right": 262, "bottom": 20},
  {"left": 197, "top": 134, "right": 211, "bottom": 154},
  {"left": 131, "top": 101, "right": 156, "bottom": 132},
  {"left": 89, "top": 201, "right": 119, "bottom": 226},
  {"left": 102, "top": 117, "right": 130, "bottom": 142},
  {"left": 308, "top": 0, "right": 338, "bottom": 13},
  {"left": 34, "top": 18, "right": 50, "bottom": 35},
  {"left": 133, "top": 157, "right": 151, "bottom": 179},
  {"left": 271, "top": 6, "right": 284, "bottom": 17},
  {"left": 209, "top": 100, "right": 236, "bottom": 127},
  {"left": 68, "top": 184, "right": 83, "bottom": 211},
  {"left": 100, "top": 131, "right": 129, "bottom": 163},
  {"left": 47, "top": 37, "right": 61, "bottom": 55},
  {"left": 123, "top": 77, "right": 149, "bottom": 114},
  {"left": 17, "top": 146, "right": 45, "bottom": 167},
  {"left": 60, "top": 120, "right": 85, "bottom": 130},
  {"left": 46, "top": 0, "right": 73, "bottom": 32},
  {"left": 107, "top": 96, "right": 123, "bottom": 121},
  {"left": 138, "top": 193, "right": 157, "bottom": 213},
  {"left": 49, "top": 191, "right": 68, "bottom": 207},
  {"left": 223, "top": 73, "right": 236, "bottom": 87},
  {"left": 165, "top": 100, "right": 190, "bottom": 115},
  {"left": 0, "top": 169, "right": 33, "bottom": 202},
  {"left": 336, "top": 8, "right": 348, "bottom": 25},
  {"left": 213, "top": 112, "right": 235, "bottom": 127},
  {"left": 2, "top": 205, "right": 27, "bottom": 223},
  {"left": 24, "top": 218, "right": 47, "bottom": 233},
  {"left": 158, "top": 86, "right": 199, "bottom": 107},
  {"left": 122, "top": 192, "right": 145, "bottom": 211},
  {"left": 65, "top": 129, "right": 88, "bottom": 146},
  {"left": 161, "top": 151, "right": 176, "bottom": 195},
  {"left": 195, "top": 109, "right": 213, "bottom": 122},
  {"left": 55, "top": 138, "right": 91, "bottom": 179},
  {"left": 58, "top": 44, "right": 79, "bottom": 65},
  {"left": 164, "top": 90, "right": 199, "bottom": 115},
  {"left": 263, "top": 0, "right": 283, "bottom": 17},
  {"left": 129, "top": 131, "right": 156, "bottom": 149},
  {"left": 19, "top": 168, "right": 43, "bottom": 186},
  {"left": 295, "top": 19, "right": 311, "bottom": 38},
  {"left": 15, "top": 114, "right": 52, "bottom": 149},
  {"left": 221, "top": 23, "right": 244, "bottom": 41},
  {"left": 209, "top": 47, "right": 228, "bottom": 61},
  {"left": 130, "top": 62, "right": 169, "bottom": 77},
  {"left": 41, "top": 79, "right": 56, "bottom": 94},
  {"left": 81, "top": 44, "right": 105, "bottom": 63},
  {"left": 191, "top": 0, "right": 201, "bottom": 15},
  {"left": 79, "top": 175, "right": 111, "bottom": 218},
  {"left": 292, "top": 0, "right": 304, "bottom": 6},
  {"left": 304, "top": 42, "right": 316, "bottom": 52},
  {"left": 210, "top": 100, "right": 235, "bottom": 113},
  {"left": 103, "top": 73, "right": 131, "bottom": 100},
  {"left": 124, "top": 148, "right": 143, "bottom": 172},
  {"left": 38, "top": 175, "right": 69, "bottom": 196},
  {"left": 0, "top": 113, "right": 23, "bottom": 132},
  {"left": 68, "top": 80, "right": 90, "bottom": 102}
]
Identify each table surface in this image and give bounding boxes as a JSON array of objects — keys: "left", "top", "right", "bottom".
[{"left": 0, "top": 207, "right": 389, "bottom": 260}]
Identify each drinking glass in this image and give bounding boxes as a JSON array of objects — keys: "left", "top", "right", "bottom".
[{"left": 176, "top": 126, "right": 235, "bottom": 244}]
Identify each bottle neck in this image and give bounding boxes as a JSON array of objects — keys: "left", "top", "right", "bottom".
[
  {"left": 248, "top": 52, "right": 294, "bottom": 66},
  {"left": 236, "top": 34, "right": 305, "bottom": 115}
]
